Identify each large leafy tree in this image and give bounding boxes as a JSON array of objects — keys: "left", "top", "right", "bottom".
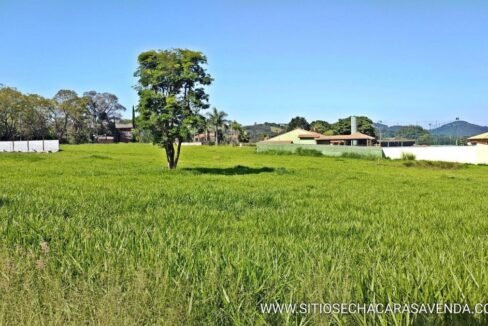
[
  {"left": 0, "top": 86, "right": 25, "bottom": 140},
  {"left": 84, "top": 91, "right": 126, "bottom": 138},
  {"left": 52, "top": 90, "right": 78, "bottom": 142},
  {"left": 21, "top": 94, "right": 53, "bottom": 140},
  {"left": 287, "top": 116, "right": 310, "bottom": 131},
  {"left": 0, "top": 84, "right": 126, "bottom": 143},
  {"left": 229, "top": 120, "right": 245, "bottom": 145},
  {"left": 135, "top": 49, "right": 212, "bottom": 169},
  {"left": 206, "top": 107, "right": 228, "bottom": 145},
  {"left": 310, "top": 120, "right": 331, "bottom": 134},
  {"left": 332, "top": 116, "right": 376, "bottom": 137}
]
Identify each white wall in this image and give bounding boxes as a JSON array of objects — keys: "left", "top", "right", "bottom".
[
  {"left": 181, "top": 142, "right": 202, "bottom": 146},
  {"left": 383, "top": 145, "right": 488, "bottom": 165},
  {"left": 0, "top": 140, "right": 59, "bottom": 153}
]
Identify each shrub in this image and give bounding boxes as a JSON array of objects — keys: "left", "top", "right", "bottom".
[
  {"left": 403, "top": 160, "right": 466, "bottom": 170},
  {"left": 340, "top": 152, "right": 380, "bottom": 161},
  {"left": 401, "top": 152, "right": 416, "bottom": 160},
  {"left": 295, "top": 147, "right": 323, "bottom": 157},
  {"left": 257, "top": 149, "right": 292, "bottom": 156}
]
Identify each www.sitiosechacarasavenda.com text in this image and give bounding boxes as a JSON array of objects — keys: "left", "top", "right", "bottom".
[{"left": 260, "top": 303, "right": 488, "bottom": 315}]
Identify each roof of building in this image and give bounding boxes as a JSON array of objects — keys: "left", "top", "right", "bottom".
[
  {"left": 468, "top": 132, "right": 488, "bottom": 140},
  {"left": 115, "top": 123, "right": 133, "bottom": 129},
  {"left": 260, "top": 128, "right": 315, "bottom": 143},
  {"left": 298, "top": 132, "right": 324, "bottom": 138},
  {"left": 317, "top": 132, "right": 375, "bottom": 140}
]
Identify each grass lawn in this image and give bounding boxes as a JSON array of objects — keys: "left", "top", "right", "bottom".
[{"left": 1, "top": 144, "right": 488, "bottom": 324}]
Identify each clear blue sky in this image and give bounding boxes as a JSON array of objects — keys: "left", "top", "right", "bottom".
[{"left": 1, "top": 0, "right": 487, "bottom": 126}]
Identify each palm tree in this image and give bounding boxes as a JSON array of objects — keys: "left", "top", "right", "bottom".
[
  {"left": 229, "top": 120, "right": 242, "bottom": 145},
  {"left": 206, "top": 107, "right": 228, "bottom": 145}
]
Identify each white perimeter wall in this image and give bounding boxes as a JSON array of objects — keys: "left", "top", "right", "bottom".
[
  {"left": 383, "top": 145, "right": 488, "bottom": 165},
  {"left": 0, "top": 140, "right": 59, "bottom": 153},
  {"left": 181, "top": 142, "right": 202, "bottom": 146}
]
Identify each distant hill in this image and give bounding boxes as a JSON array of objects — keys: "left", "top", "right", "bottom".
[
  {"left": 244, "top": 123, "right": 286, "bottom": 142},
  {"left": 373, "top": 123, "right": 407, "bottom": 138},
  {"left": 431, "top": 121, "right": 488, "bottom": 137},
  {"left": 374, "top": 120, "right": 488, "bottom": 139}
]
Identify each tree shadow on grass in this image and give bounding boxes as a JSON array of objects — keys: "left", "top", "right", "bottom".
[{"left": 183, "top": 165, "right": 275, "bottom": 175}]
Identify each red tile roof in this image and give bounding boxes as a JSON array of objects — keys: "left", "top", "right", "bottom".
[
  {"left": 298, "top": 132, "right": 324, "bottom": 139},
  {"left": 317, "top": 132, "right": 375, "bottom": 140}
]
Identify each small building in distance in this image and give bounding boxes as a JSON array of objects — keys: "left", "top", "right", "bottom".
[
  {"left": 261, "top": 128, "right": 376, "bottom": 146},
  {"left": 377, "top": 138, "right": 416, "bottom": 147},
  {"left": 468, "top": 132, "right": 488, "bottom": 145},
  {"left": 260, "top": 129, "right": 323, "bottom": 145},
  {"left": 315, "top": 132, "right": 375, "bottom": 146},
  {"left": 260, "top": 117, "right": 377, "bottom": 146},
  {"left": 115, "top": 123, "right": 134, "bottom": 143}
]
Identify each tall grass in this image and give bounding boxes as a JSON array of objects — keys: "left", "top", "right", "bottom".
[
  {"left": 401, "top": 152, "right": 416, "bottom": 160},
  {"left": 0, "top": 144, "right": 487, "bottom": 324}
]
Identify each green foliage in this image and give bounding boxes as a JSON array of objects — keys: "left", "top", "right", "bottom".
[
  {"left": 0, "top": 85, "right": 125, "bottom": 144},
  {"left": 401, "top": 152, "right": 416, "bottom": 160},
  {"left": 295, "top": 147, "right": 323, "bottom": 156},
  {"left": 244, "top": 123, "right": 285, "bottom": 143},
  {"left": 83, "top": 91, "right": 126, "bottom": 139},
  {"left": 395, "top": 125, "right": 429, "bottom": 140},
  {"left": 0, "top": 144, "right": 487, "bottom": 324},
  {"left": 332, "top": 116, "right": 376, "bottom": 137},
  {"left": 417, "top": 133, "right": 434, "bottom": 145},
  {"left": 403, "top": 160, "right": 466, "bottom": 170},
  {"left": 206, "top": 108, "right": 228, "bottom": 145},
  {"left": 286, "top": 116, "right": 310, "bottom": 131},
  {"left": 340, "top": 152, "right": 378, "bottom": 160},
  {"left": 256, "top": 147, "right": 323, "bottom": 157},
  {"left": 310, "top": 120, "right": 330, "bottom": 134},
  {"left": 135, "top": 49, "right": 213, "bottom": 168},
  {"left": 0, "top": 86, "right": 54, "bottom": 141}
]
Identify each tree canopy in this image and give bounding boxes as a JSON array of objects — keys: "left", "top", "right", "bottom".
[
  {"left": 332, "top": 116, "right": 376, "bottom": 137},
  {"left": 206, "top": 107, "right": 228, "bottom": 145},
  {"left": 135, "top": 49, "right": 213, "bottom": 169},
  {"left": 0, "top": 85, "right": 125, "bottom": 143},
  {"left": 286, "top": 116, "right": 310, "bottom": 131},
  {"left": 310, "top": 120, "right": 331, "bottom": 134}
]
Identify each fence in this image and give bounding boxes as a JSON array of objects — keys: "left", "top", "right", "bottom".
[
  {"left": 0, "top": 140, "right": 59, "bottom": 153},
  {"left": 256, "top": 143, "right": 384, "bottom": 158},
  {"left": 256, "top": 143, "right": 488, "bottom": 165},
  {"left": 383, "top": 145, "right": 488, "bottom": 165}
]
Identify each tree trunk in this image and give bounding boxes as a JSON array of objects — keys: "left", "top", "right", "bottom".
[
  {"left": 215, "top": 126, "right": 219, "bottom": 146},
  {"left": 174, "top": 138, "right": 182, "bottom": 167},
  {"left": 164, "top": 141, "right": 176, "bottom": 169}
]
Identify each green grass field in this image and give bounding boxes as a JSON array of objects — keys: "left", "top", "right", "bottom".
[{"left": 1, "top": 144, "right": 487, "bottom": 324}]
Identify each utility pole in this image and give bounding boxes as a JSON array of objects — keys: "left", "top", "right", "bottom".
[{"left": 377, "top": 120, "right": 383, "bottom": 146}]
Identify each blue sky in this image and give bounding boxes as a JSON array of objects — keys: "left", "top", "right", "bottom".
[{"left": 1, "top": 0, "right": 487, "bottom": 126}]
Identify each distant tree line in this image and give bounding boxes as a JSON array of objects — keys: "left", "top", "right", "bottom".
[
  {"left": 134, "top": 106, "right": 249, "bottom": 145},
  {"left": 284, "top": 116, "right": 470, "bottom": 145},
  {"left": 286, "top": 116, "right": 377, "bottom": 137},
  {"left": 0, "top": 85, "right": 126, "bottom": 143},
  {"left": 376, "top": 124, "right": 468, "bottom": 145}
]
